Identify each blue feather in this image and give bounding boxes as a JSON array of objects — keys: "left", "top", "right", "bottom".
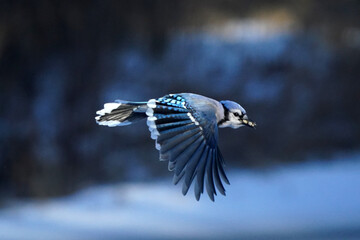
[
  {"left": 195, "top": 146, "right": 209, "bottom": 200},
  {"left": 156, "top": 120, "right": 193, "bottom": 130},
  {"left": 154, "top": 113, "right": 189, "bottom": 120},
  {"left": 182, "top": 141, "right": 206, "bottom": 196},
  {"left": 174, "top": 136, "right": 204, "bottom": 176},
  {"left": 213, "top": 148, "right": 226, "bottom": 195},
  {"left": 160, "top": 130, "right": 201, "bottom": 154},
  {"left": 205, "top": 149, "right": 216, "bottom": 201}
]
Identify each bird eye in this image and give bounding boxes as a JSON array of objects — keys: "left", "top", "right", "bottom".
[{"left": 234, "top": 112, "right": 240, "bottom": 117}]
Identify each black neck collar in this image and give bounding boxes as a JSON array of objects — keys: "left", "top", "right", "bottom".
[{"left": 218, "top": 102, "right": 229, "bottom": 125}]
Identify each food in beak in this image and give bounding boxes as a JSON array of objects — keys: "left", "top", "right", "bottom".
[{"left": 242, "top": 119, "right": 256, "bottom": 128}]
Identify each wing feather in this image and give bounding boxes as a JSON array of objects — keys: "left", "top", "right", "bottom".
[
  {"left": 205, "top": 149, "right": 217, "bottom": 201},
  {"left": 174, "top": 136, "right": 204, "bottom": 177},
  {"left": 156, "top": 120, "right": 193, "bottom": 130},
  {"left": 217, "top": 148, "right": 230, "bottom": 185},
  {"left": 157, "top": 124, "right": 198, "bottom": 142},
  {"left": 161, "top": 131, "right": 202, "bottom": 164},
  {"left": 147, "top": 94, "right": 229, "bottom": 201},
  {"left": 173, "top": 169, "right": 185, "bottom": 185},
  {"left": 194, "top": 146, "right": 209, "bottom": 201},
  {"left": 213, "top": 148, "right": 226, "bottom": 195},
  {"left": 160, "top": 130, "right": 200, "bottom": 155},
  {"left": 182, "top": 141, "right": 207, "bottom": 195}
]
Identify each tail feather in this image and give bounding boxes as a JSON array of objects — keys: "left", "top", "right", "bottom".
[{"left": 95, "top": 100, "right": 147, "bottom": 127}]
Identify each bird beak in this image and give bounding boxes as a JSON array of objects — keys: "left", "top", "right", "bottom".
[{"left": 242, "top": 119, "right": 256, "bottom": 129}]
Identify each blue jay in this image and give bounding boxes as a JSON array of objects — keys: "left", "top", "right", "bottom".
[{"left": 95, "top": 93, "right": 256, "bottom": 201}]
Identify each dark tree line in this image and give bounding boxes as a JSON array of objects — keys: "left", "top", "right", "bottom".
[{"left": 0, "top": 0, "right": 359, "bottom": 198}]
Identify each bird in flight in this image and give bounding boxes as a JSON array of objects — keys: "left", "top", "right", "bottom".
[{"left": 95, "top": 93, "right": 256, "bottom": 201}]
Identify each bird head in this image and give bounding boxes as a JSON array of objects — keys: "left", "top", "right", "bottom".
[{"left": 219, "top": 100, "right": 256, "bottom": 129}]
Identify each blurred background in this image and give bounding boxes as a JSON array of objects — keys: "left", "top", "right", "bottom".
[{"left": 0, "top": 0, "right": 360, "bottom": 239}]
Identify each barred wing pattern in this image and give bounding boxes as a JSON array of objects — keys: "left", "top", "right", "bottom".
[{"left": 146, "top": 94, "right": 230, "bottom": 201}]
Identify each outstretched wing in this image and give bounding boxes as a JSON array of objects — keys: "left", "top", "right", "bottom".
[{"left": 146, "top": 94, "right": 230, "bottom": 201}]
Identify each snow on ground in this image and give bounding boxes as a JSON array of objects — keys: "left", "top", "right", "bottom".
[{"left": 1, "top": 153, "right": 360, "bottom": 240}]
